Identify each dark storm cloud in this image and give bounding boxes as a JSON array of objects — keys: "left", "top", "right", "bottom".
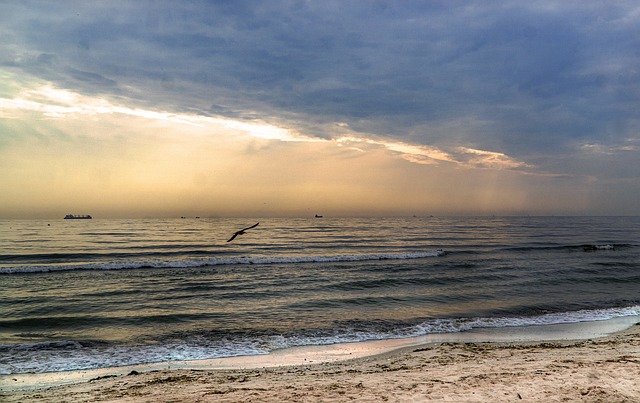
[{"left": 2, "top": 1, "right": 640, "bottom": 164}]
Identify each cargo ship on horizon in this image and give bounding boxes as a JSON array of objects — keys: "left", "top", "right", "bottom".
[{"left": 64, "top": 214, "right": 92, "bottom": 219}]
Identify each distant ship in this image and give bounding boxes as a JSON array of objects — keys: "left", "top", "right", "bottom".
[{"left": 64, "top": 214, "right": 92, "bottom": 219}]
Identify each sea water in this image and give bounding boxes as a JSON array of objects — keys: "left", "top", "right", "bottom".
[{"left": 0, "top": 216, "right": 638, "bottom": 375}]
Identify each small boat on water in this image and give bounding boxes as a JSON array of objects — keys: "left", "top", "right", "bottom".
[{"left": 64, "top": 214, "right": 92, "bottom": 219}]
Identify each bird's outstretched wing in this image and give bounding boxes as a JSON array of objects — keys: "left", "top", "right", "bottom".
[
  {"left": 242, "top": 222, "right": 260, "bottom": 231},
  {"left": 227, "top": 222, "right": 259, "bottom": 242}
]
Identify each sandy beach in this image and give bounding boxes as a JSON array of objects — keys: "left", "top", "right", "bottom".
[{"left": 2, "top": 322, "right": 638, "bottom": 402}]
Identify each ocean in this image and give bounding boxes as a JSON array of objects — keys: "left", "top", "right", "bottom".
[{"left": 1, "top": 216, "right": 639, "bottom": 375}]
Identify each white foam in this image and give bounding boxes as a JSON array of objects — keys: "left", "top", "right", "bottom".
[
  {"left": 1, "top": 304, "right": 638, "bottom": 375},
  {"left": 0, "top": 339, "right": 269, "bottom": 375},
  {"left": 405, "top": 305, "right": 640, "bottom": 337},
  {"left": 262, "top": 305, "right": 640, "bottom": 350}
]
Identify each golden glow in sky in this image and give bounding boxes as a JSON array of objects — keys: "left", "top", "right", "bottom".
[{"left": 0, "top": 75, "right": 592, "bottom": 218}]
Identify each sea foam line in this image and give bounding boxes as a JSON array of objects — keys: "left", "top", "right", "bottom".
[
  {"left": 404, "top": 305, "right": 640, "bottom": 336},
  {"left": 1, "top": 304, "right": 638, "bottom": 375},
  {"left": 0, "top": 250, "right": 446, "bottom": 274}
]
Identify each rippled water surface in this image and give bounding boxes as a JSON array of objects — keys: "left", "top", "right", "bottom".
[{"left": 1, "top": 216, "right": 639, "bottom": 374}]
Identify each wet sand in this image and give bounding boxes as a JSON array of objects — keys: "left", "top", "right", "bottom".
[{"left": 2, "top": 322, "right": 639, "bottom": 402}]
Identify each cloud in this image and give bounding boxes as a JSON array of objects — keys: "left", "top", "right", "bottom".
[
  {"left": 3, "top": 2, "right": 639, "bottom": 153},
  {"left": 1, "top": 75, "right": 534, "bottom": 172},
  {"left": 335, "top": 136, "right": 529, "bottom": 170}
]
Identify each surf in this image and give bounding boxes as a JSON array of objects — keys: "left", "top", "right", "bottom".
[{"left": 0, "top": 250, "right": 446, "bottom": 274}]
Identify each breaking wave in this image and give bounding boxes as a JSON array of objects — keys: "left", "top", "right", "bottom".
[
  {"left": 1, "top": 304, "right": 638, "bottom": 375},
  {"left": 0, "top": 250, "right": 446, "bottom": 274}
]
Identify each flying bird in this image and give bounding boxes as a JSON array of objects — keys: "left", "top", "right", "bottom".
[{"left": 227, "top": 222, "right": 259, "bottom": 242}]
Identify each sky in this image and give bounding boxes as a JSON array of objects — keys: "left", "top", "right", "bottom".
[{"left": 1, "top": 1, "right": 639, "bottom": 218}]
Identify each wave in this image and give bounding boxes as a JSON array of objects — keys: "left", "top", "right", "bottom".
[
  {"left": 402, "top": 305, "right": 640, "bottom": 336},
  {"left": 505, "top": 243, "right": 633, "bottom": 252},
  {"left": 0, "top": 250, "right": 446, "bottom": 274},
  {"left": 1, "top": 304, "right": 638, "bottom": 375}
]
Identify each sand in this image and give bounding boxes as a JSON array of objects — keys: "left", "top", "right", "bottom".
[{"left": 2, "top": 323, "right": 639, "bottom": 402}]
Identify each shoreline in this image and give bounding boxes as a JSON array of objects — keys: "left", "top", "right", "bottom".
[{"left": 2, "top": 316, "right": 639, "bottom": 401}]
